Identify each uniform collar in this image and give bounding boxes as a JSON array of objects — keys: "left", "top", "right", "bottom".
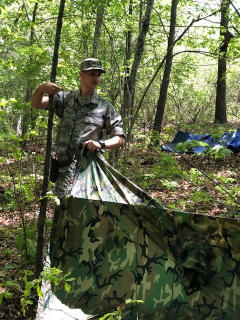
[{"left": 75, "top": 89, "right": 99, "bottom": 105}]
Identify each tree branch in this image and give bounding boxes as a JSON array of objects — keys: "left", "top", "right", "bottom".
[
  {"left": 229, "top": 0, "right": 240, "bottom": 17},
  {"left": 130, "top": 9, "right": 221, "bottom": 130}
]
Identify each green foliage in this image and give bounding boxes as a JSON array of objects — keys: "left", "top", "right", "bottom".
[
  {"left": 225, "top": 187, "right": 240, "bottom": 206},
  {"left": 135, "top": 133, "right": 152, "bottom": 146},
  {"left": 190, "top": 189, "right": 213, "bottom": 204},
  {"left": 161, "top": 126, "right": 178, "bottom": 141},
  {"left": 172, "top": 55, "right": 197, "bottom": 86},
  {"left": 141, "top": 172, "right": 156, "bottom": 189},
  {"left": 176, "top": 140, "right": 209, "bottom": 153},
  {"left": 99, "top": 299, "right": 143, "bottom": 320},
  {"left": 175, "top": 140, "right": 233, "bottom": 160},
  {"left": 218, "top": 176, "right": 236, "bottom": 184},
  {"left": 0, "top": 290, "right": 11, "bottom": 305},
  {"left": 0, "top": 173, "right": 39, "bottom": 211},
  {"left": 20, "top": 268, "right": 75, "bottom": 316},
  {"left": 156, "top": 152, "right": 185, "bottom": 179},
  {"left": 0, "top": 98, "right": 19, "bottom": 135},
  {"left": 133, "top": 151, "right": 186, "bottom": 190},
  {"left": 215, "top": 185, "right": 240, "bottom": 208},
  {"left": 0, "top": 267, "right": 75, "bottom": 317},
  {"left": 0, "top": 128, "right": 47, "bottom": 270},
  {"left": 1, "top": 188, "right": 14, "bottom": 210},
  {"left": 3, "top": 248, "right": 13, "bottom": 257},
  {"left": 189, "top": 168, "right": 203, "bottom": 185},
  {"left": 0, "top": 129, "right": 43, "bottom": 211},
  {"left": 206, "top": 145, "right": 233, "bottom": 159},
  {"left": 160, "top": 179, "right": 178, "bottom": 191},
  {"left": 16, "top": 225, "right": 37, "bottom": 264},
  {"left": 0, "top": 0, "right": 240, "bottom": 135},
  {"left": 0, "top": 0, "right": 240, "bottom": 314}
]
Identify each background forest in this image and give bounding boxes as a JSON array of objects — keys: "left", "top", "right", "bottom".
[{"left": 0, "top": 0, "right": 240, "bottom": 319}]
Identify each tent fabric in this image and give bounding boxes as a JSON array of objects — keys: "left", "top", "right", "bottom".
[
  {"left": 161, "top": 128, "right": 240, "bottom": 153},
  {"left": 50, "top": 151, "right": 240, "bottom": 319}
]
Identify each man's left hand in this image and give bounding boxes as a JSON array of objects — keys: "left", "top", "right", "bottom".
[{"left": 83, "top": 140, "right": 102, "bottom": 152}]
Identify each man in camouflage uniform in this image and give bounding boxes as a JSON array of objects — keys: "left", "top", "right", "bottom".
[{"left": 31, "top": 58, "right": 125, "bottom": 199}]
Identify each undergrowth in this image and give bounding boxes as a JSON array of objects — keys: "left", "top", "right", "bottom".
[{"left": 1, "top": 122, "right": 240, "bottom": 318}]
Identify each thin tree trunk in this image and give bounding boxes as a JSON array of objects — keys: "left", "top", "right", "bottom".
[
  {"left": 215, "top": 57, "right": 227, "bottom": 122},
  {"left": 153, "top": 0, "right": 178, "bottom": 133},
  {"left": 128, "top": 10, "right": 219, "bottom": 135},
  {"left": 20, "top": 2, "right": 38, "bottom": 139},
  {"left": 122, "top": 1, "right": 133, "bottom": 125},
  {"left": 36, "top": 0, "right": 66, "bottom": 278},
  {"left": 92, "top": 5, "right": 104, "bottom": 57},
  {"left": 125, "top": 0, "right": 154, "bottom": 140},
  {"left": 215, "top": 0, "right": 231, "bottom": 123}
]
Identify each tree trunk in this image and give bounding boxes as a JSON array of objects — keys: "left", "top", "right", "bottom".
[
  {"left": 153, "top": 0, "right": 178, "bottom": 133},
  {"left": 92, "top": 5, "right": 104, "bottom": 57},
  {"left": 21, "top": 2, "right": 38, "bottom": 140},
  {"left": 124, "top": 0, "right": 154, "bottom": 140},
  {"left": 129, "top": 10, "right": 218, "bottom": 135},
  {"left": 36, "top": 0, "right": 66, "bottom": 278},
  {"left": 122, "top": 1, "right": 133, "bottom": 126},
  {"left": 215, "top": 57, "right": 227, "bottom": 123},
  {"left": 215, "top": 0, "right": 231, "bottom": 123}
]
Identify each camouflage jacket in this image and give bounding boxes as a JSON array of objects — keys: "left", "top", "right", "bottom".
[{"left": 52, "top": 90, "right": 125, "bottom": 164}]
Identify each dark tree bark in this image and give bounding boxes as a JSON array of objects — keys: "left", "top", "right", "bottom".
[
  {"left": 36, "top": 0, "right": 66, "bottom": 278},
  {"left": 128, "top": 10, "right": 219, "bottom": 135},
  {"left": 122, "top": 1, "right": 133, "bottom": 120},
  {"left": 215, "top": 0, "right": 231, "bottom": 123},
  {"left": 153, "top": 0, "right": 178, "bottom": 133},
  {"left": 123, "top": 0, "right": 154, "bottom": 140},
  {"left": 92, "top": 5, "right": 105, "bottom": 57}
]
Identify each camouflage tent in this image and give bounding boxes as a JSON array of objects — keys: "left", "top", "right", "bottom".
[{"left": 50, "top": 151, "right": 240, "bottom": 319}]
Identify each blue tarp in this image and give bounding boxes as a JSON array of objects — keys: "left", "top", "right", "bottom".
[{"left": 162, "top": 128, "right": 240, "bottom": 153}]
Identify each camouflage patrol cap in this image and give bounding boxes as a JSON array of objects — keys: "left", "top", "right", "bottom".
[{"left": 80, "top": 58, "right": 105, "bottom": 73}]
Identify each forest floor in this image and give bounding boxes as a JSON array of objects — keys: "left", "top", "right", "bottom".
[
  {"left": 124, "top": 148, "right": 240, "bottom": 217},
  {"left": 1, "top": 122, "right": 240, "bottom": 319}
]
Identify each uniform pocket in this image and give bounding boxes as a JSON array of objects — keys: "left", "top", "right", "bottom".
[{"left": 84, "top": 113, "right": 104, "bottom": 127}]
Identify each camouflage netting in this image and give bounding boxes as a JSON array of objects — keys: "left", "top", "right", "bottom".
[{"left": 50, "top": 151, "right": 240, "bottom": 319}]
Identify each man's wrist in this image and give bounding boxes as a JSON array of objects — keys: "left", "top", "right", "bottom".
[
  {"left": 98, "top": 139, "right": 106, "bottom": 149},
  {"left": 36, "top": 84, "right": 45, "bottom": 94}
]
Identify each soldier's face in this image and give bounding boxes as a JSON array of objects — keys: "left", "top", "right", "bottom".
[{"left": 80, "top": 70, "right": 102, "bottom": 90}]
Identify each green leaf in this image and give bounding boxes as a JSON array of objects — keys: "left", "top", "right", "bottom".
[
  {"left": 176, "top": 140, "right": 209, "bottom": 152},
  {"left": 0, "top": 290, "right": 13, "bottom": 304},
  {"left": 207, "top": 145, "right": 233, "bottom": 159},
  {"left": 64, "top": 282, "right": 71, "bottom": 293},
  {"left": 99, "top": 313, "right": 113, "bottom": 320},
  {"left": 125, "top": 298, "right": 143, "bottom": 304},
  {"left": 36, "top": 284, "right": 43, "bottom": 298},
  {"left": 65, "top": 277, "right": 76, "bottom": 282}
]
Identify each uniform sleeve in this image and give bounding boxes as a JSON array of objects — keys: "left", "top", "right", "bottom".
[
  {"left": 53, "top": 91, "right": 69, "bottom": 118},
  {"left": 105, "top": 102, "right": 126, "bottom": 138}
]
